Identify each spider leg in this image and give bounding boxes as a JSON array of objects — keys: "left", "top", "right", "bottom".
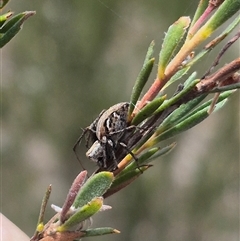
[
  {"left": 119, "top": 141, "right": 142, "bottom": 172},
  {"left": 107, "top": 139, "right": 118, "bottom": 168},
  {"left": 73, "top": 128, "right": 87, "bottom": 153}
]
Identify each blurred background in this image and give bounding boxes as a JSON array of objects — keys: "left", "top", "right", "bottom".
[{"left": 2, "top": 1, "right": 239, "bottom": 240}]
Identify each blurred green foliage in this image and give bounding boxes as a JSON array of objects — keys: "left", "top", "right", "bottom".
[{"left": 2, "top": 1, "right": 239, "bottom": 240}]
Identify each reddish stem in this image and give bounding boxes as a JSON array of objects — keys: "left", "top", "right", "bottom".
[
  {"left": 188, "top": 0, "right": 224, "bottom": 40},
  {"left": 134, "top": 77, "right": 166, "bottom": 113}
]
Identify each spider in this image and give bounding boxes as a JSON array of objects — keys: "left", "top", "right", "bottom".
[{"left": 74, "top": 102, "right": 136, "bottom": 170}]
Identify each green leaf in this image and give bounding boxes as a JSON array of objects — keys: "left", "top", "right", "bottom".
[
  {"left": 0, "top": 12, "right": 25, "bottom": 33},
  {"left": 158, "top": 16, "right": 190, "bottom": 79},
  {"left": 209, "top": 83, "right": 240, "bottom": 92},
  {"left": 84, "top": 227, "right": 120, "bottom": 237},
  {"left": 104, "top": 165, "right": 150, "bottom": 198},
  {"left": 204, "top": 0, "right": 240, "bottom": 33},
  {"left": 122, "top": 147, "right": 159, "bottom": 172},
  {"left": 183, "top": 71, "right": 198, "bottom": 87},
  {"left": 0, "top": 0, "right": 10, "bottom": 9},
  {"left": 113, "top": 166, "right": 147, "bottom": 189},
  {"left": 73, "top": 171, "right": 114, "bottom": 208},
  {"left": 0, "top": 11, "right": 35, "bottom": 48},
  {"left": 147, "top": 142, "right": 177, "bottom": 162},
  {"left": 155, "top": 78, "right": 200, "bottom": 113},
  {"left": 0, "top": 12, "right": 13, "bottom": 27},
  {"left": 131, "top": 95, "right": 166, "bottom": 125},
  {"left": 157, "top": 94, "right": 207, "bottom": 134},
  {"left": 153, "top": 91, "right": 232, "bottom": 143},
  {"left": 183, "top": 90, "right": 232, "bottom": 120},
  {"left": 143, "top": 41, "right": 155, "bottom": 66},
  {"left": 58, "top": 197, "right": 103, "bottom": 232},
  {"left": 162, "top": 66, "right": 191, "bottom": 90},
  {"left": 129, "top": 41, "right": 155, "bottom": 116},
  {"left": 32, "top": 185, "right": 52, "bottom": 239},
  {"left": 154, "top": 107, "right": 209, "bottom": 143}
]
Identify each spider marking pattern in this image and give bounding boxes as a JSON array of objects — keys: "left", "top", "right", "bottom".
[{"left": 74, "top": 102, "right": 136, "bottom": 170}]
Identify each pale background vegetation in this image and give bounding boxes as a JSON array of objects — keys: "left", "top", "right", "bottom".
[{"left": 2, "top": 1, "right": 239, "bottom": 241}]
